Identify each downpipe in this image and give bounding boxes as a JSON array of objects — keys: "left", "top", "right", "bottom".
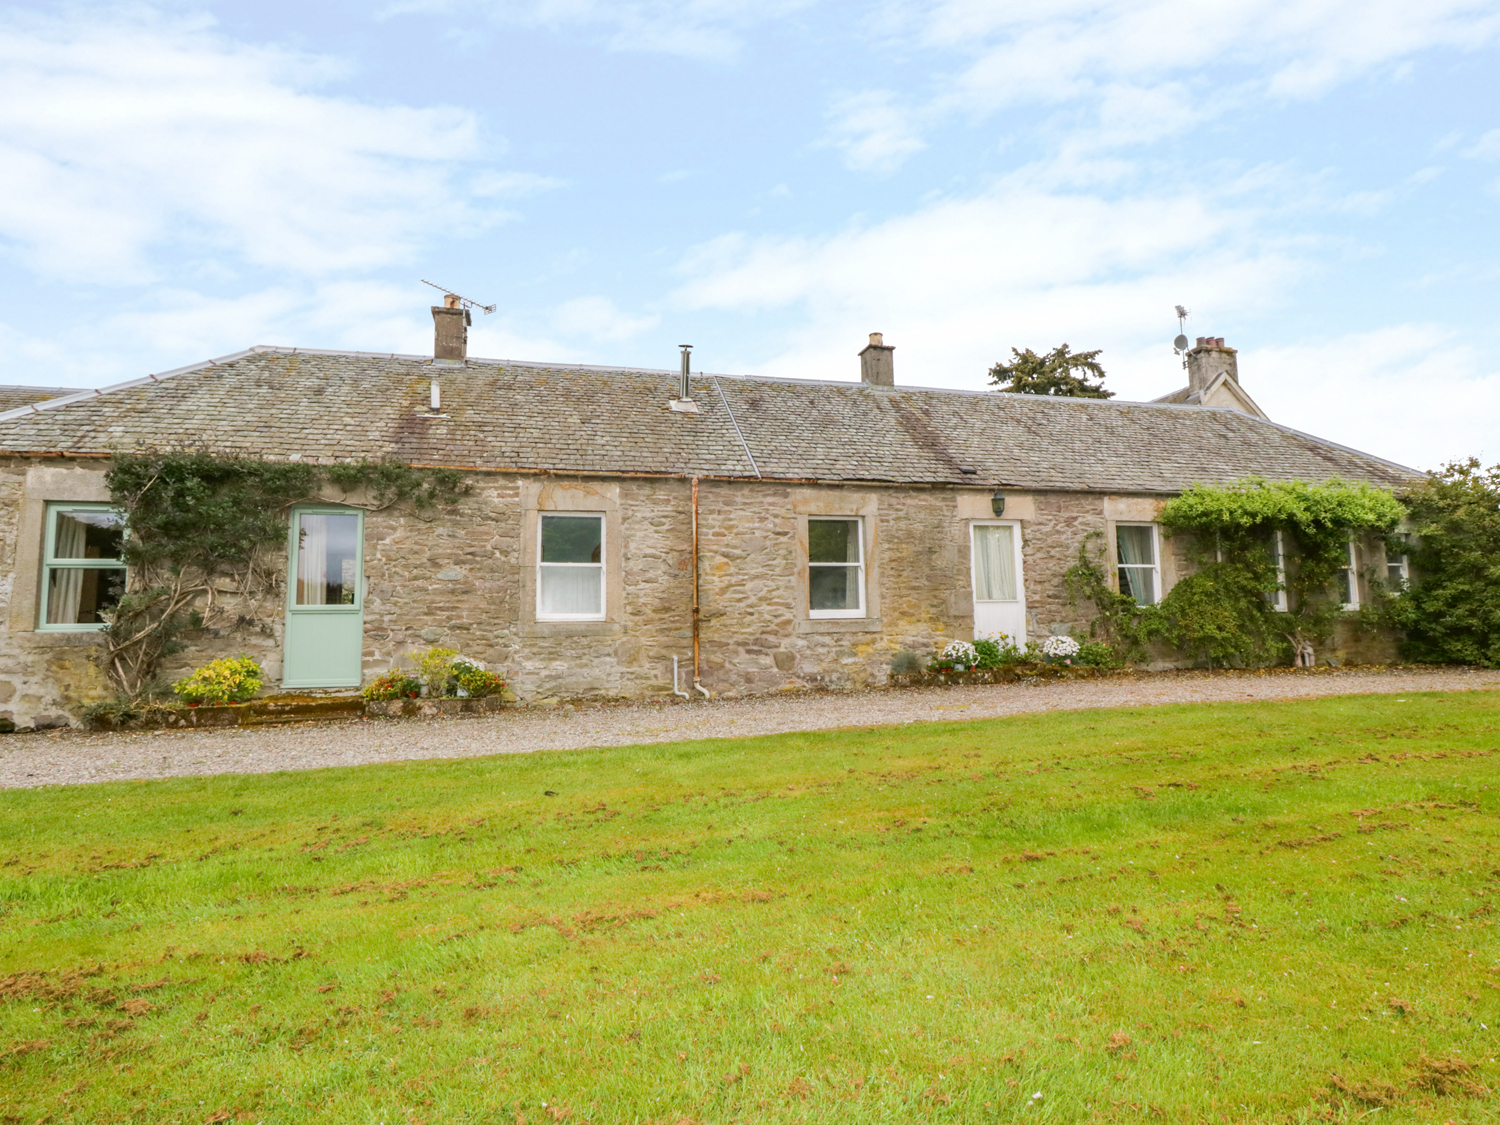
[
  {"left": 672, "top": 656, "right": 691, "bottom": 700},
  {"left": 691, "top": 477, "right": 710, "bottom": 699}
]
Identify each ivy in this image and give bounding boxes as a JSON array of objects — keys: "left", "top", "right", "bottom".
[
  {"left": 1063, "top": 532, "right": 1158, "bottom": 661},
  {"left": 1067, "top": 478, "right": 1403, "bottom": 668},
  {"left": 99, "top": 452, "right": 471, "bottom": 698}
]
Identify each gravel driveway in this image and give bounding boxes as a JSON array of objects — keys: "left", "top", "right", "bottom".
[{"left": 2, "top": 667, "right": 1495, "bottom": 790}]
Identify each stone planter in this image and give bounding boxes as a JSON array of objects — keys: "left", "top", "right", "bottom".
[
  {"left": 363, "top": 695, "right": 510, "bottom": 719},
  {"left": 888, "top": 664, "right": 1117, "bottom": 688},
  {"left": 91, "top": 694, "right": 368, "bottom": 731}
]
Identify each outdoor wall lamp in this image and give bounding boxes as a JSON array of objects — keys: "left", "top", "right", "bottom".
[{"left": 991, "top": 492, "right": 1006, "bottom": 517}]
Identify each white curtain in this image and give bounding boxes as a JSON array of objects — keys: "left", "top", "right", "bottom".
[
  {"left": 539, "top": 566, "right": 602, "bottom": 615},
  {"left": 973, "top": 524, "right": 1016, "bottom": 601},
  {"left": 49, "top": 514, "right": 86, "bottom": 623},
  {"left": 297, "top": 514, "right": 329, "bottom": 606}
]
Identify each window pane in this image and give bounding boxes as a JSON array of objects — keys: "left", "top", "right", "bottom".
[
  {"left": 1119, "top": 566, "right": 1155, "bottom": 607},
  {"left": 809, "top": 519, "right": 859, "bottom": 563},
  {"left": 540, "top": 565, "right": 602, "bottom": 615},
  {"left": 1116, "top": 526, "right": 1155, "bottom": 567},
  {"left": 1338, "top": 568, "right": 1353, "bottom": 606},
  {"left": 541, "top": 515, "right": 602, "bottom": 563},
  {"left": 1387, "top": 562, "right": 1406, "bottom": 585},
  {"left": 52, "top": 510, "right": 124, "bottom": 561},
  {"left": 46, "top": 566, "right": 124, "bottom": 624},
  {"left": 972, "top": 524, "right": 1016, "bottom": 601},
  {"left": 810, "top": 564, "right": 858, "bottom": 611},
  {"left": 296, "top": 512, "right": 360, "bottom": 606}
]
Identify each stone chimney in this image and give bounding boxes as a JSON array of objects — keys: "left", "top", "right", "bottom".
[
  {"left": 432, "top": 293, "right": 470, "bottom": 362},
  {"left": 1186, "top": 336, "right": 1237, "bottom": 394},
  {"left": 859, "top": 332, "right": 894, "bottom": 386}
]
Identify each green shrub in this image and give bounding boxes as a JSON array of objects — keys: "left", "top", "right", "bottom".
[
  {"left": 413, "top": 646, "right": 459, "bottom": 694},
  {"left": 452, "top": 657, "right": 506, "bottom": 699},
  {"left": 362, "top": 671, "right": 422, "bottom": 701},
  {"left": 1074, "top": 641, "right": 1121, "bottom": 668},
  {"left": 1388, "top": 458, "right": 1500, "bottom": 667},
  {"left": 889, "top": 650, "right": 923, "bottom": 674},
  {"left": 172, "top": 655, "right": 263, "bottom": 706},
  {"left": 973, "top": 634, "right": 1026, "bottom": 667}
]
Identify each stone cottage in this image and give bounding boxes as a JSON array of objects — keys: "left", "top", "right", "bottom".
[{"left": 0, "top": 305, "right": 1419, "bottom": 729}]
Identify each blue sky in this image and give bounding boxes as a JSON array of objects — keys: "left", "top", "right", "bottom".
[{"left": 2, "top": 1, "right": 1498, "bottom": 470}]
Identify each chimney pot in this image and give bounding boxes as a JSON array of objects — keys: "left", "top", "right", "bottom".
[
  {"left": 858, "top": 331, "right": 895, "bottom": 386},
  {"left": 1186, "top": 335, "right": 1239, "bottom": 392},
  {"left": 444, "top": 293, "right": 461, "bottom": 309}
]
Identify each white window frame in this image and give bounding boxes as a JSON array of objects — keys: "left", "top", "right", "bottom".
[
  {"left": 1114, "top": 522, "right": 1161, "bottom": 607},
  {"left": 1269, "top": 529, "right": 1289, "bottom": 612},
  {"left": 38, "top": 502, "right": 127, "bottom": 632},
  {"left": 1338, "top": 537, "right": 1360, "bottom": 611},
  {"left": 807, "top": 516, "right": 866, "bottom": 620},
  {"left": 536, "top": 511, "right": 606, "bottom": 622}
]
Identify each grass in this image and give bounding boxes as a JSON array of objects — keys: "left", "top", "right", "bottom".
[{"left": 1, "top": 692, "right": 1497, "bottom": 1124}]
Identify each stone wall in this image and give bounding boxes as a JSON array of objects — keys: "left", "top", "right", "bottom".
[{"left": 0, "top": 458, "right": 1403, "bottom": 730}]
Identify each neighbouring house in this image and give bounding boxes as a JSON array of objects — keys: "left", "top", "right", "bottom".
[{"left": 0, "top": 305, "right": 1419, "bottom": 729}]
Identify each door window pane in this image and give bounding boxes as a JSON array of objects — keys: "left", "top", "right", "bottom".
[
  {"left": 972, "top": 524, "right": 1016, "bottom": 601},
  {"left": 538, "top": 513, "right": 605, "bottom": 618},
  {"left": 808, "top": 518, "right": 864, "bottom": 615},
  {"left": 296, "top": 512, "right": 360, "bottom": 606}
]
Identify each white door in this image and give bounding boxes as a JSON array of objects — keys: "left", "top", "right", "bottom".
[{"left": 971, "top": 521, "right": 1026, "bottom": 647}]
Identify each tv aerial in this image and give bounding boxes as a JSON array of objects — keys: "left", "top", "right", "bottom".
[
  {"left": 421, "top": 279, "right": 496, "bottom": 315},
  {"left": 1172, "top": 305, "right": 1190, "bottom": 364}
]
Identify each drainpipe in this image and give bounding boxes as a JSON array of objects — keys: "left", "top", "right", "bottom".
[
  {"left": 692, "top": 476, "right": 709, "bottom": 698},
  {"left": 671, "top": 657, "right": 690, "bottom": 700}
]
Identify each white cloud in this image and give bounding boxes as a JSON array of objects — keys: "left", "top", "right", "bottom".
[
  {"left": 1246, "top": 327, "right": 1500, "bottom": 470},
  {"left": 470, "top": 171, "right": 567, "bottom": 197},
  {"left": 673, "top": 172, "right": 1298, "bottom": 395},
  {"left": 0, "top": 279, "right": 579, "bottom": 388},
  {"left": 385, "top": 0, "right": 812, "bottom": 60},
  {"left": 1464, "top": 128, "right": 1500, "bottom": 160},
  {"left": 673, "top": 184, "right": 1496, "bottom": 467},
  {"left": 552, "top": 296, "right": 661, "bottom": 341},
  {"left": 822, "top": 90, "right": 927, "bottom": 173},
  {"left": 852, "top": 0, "right": 1500, "bottom": 166},
  {"left": 0, "top": 10, "right": 518, "bottom": 283}
]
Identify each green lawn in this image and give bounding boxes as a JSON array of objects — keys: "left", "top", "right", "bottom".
[{"left": 1, "top": 693, "right": 1497, "bottom": 1124}]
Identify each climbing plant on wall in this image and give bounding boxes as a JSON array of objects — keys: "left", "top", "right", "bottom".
[
  {"left": 1065, "top": 477, "right": 1404, "bottom": 667},
  {"left": 99, "top": 451, "right": 470, "bottom": 698}
]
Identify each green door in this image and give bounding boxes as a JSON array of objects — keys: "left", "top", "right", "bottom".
[{"left": 283, "top": 507, "right": 365, "bottom": 689}]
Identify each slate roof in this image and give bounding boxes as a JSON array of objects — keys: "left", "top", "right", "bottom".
[
  {"left": 0, "top": 384, "right": 85, "bottom": 413},
  {"left": 0, "top": 345, "right": 1420, "bottom": 493}
]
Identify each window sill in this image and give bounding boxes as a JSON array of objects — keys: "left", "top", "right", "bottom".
[
  {"left": 23, "top": 630, "right": 107, "bottom": 646},
  {"left": 796, "top": 617, "right": 882, "bottom": 634},
  {"left": 523, "top": 621, "right": 623, "bottom": 638}
]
